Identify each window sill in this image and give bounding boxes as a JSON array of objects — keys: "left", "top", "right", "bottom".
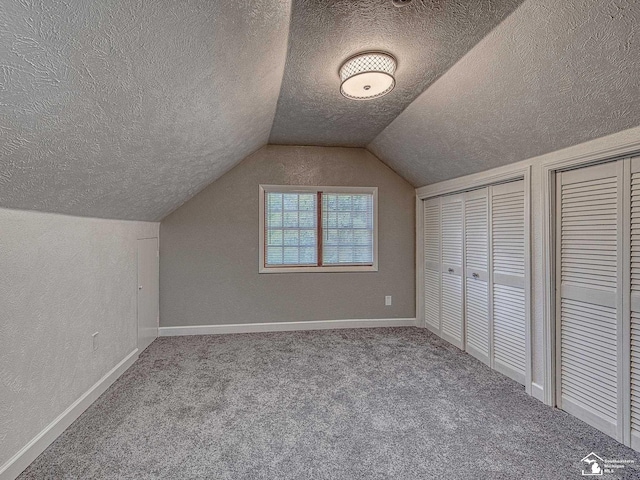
[{"left": 259, "top": 265, "right": 378, "bottom": 274}]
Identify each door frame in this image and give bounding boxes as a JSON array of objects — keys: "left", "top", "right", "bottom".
[
  {"left": 136, "top": 236, "right": 159, "bottom": 352},
  {"left": 416, "top": 166, "right": 532, "bottom": 395},
  {"left": 542, "top": 143, "right": 640, "bottom": 408}
]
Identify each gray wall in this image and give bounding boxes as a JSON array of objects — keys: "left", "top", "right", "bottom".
[
  {"left": 0, "top": 208, "right": 158, "bottom": 470},
  {"left": 160, "top": 145, "right": 415, "bottom": 327}
]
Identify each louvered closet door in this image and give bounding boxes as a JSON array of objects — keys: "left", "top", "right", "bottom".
[
  {"left": 440, "top": 193, "right": 465, "bottom": 349},
  {"left": 423, "top": 197, "right": 441, "bottom": 334},
  {"left": 464, "top": 188, "right": 490, "bottom": 365},
  {"left": 491, "top": 180, "right": 526, "bottom": 384},
  {"left": 629, "top": 156, "right": 640, "bottom": 449},
  {"left": 558, "top": 162, "right": 623, "bottom": 441}
]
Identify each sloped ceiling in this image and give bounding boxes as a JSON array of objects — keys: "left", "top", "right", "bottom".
[
  {"left": 0, "top": 0, "right": 291, "bottom": 220},
  {"left": 369, "top": 0, "right": 640, "bottom": 186},
  {"left": 1, "top": 0, "right": 639, "bottom": 220},
  {"left": 269, "top": 0, "right": 524, "bottom": 147}
]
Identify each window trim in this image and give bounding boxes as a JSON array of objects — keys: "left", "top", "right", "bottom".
[{"left": 259, "top": 185, "right": 379, "bottom": 273}]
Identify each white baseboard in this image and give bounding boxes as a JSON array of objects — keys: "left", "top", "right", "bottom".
[
  {"left": 531, "top": 382, "right": 545, "bottom": 403},
  {"left": 0, "top": 349, "right": 139, "bottom": 480},
  {"left": 159, "top": 317, "right": 417, "bottom": 337}
]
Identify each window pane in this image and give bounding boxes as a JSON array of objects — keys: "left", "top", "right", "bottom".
[
  {"left": 353, "top": 195, "right": 368, "bottom": 211},
  {"left": 338, "top": 246, "right": 354, "bottom": 263},
  {"left": 267, "top": 193, "right": 283, "bottom": 211},
  {"left": 322, "top": 193, "right": 374, "bottom": 265},
  {"left": 298, "top": 194, "right": 315, "bottom": 210},
  {"left": 338, "top": 229, "right": 353, "bottom": 245},
  {"left": 299, "top": 211, "right": 315, "bottom": 228},
  {"left": 283, "top": 194, "right": 299, "bottom": 210},
  {"left": 299, "top": 247, "right": 316, "bottom": 264},
  {"left": 269, "top": 212, "right": 282, "bottom": 228},
  {"left": 353, "top": 229, "right": 371, "bottom": 245},
  {"left": 267, "top": 246, "right": 283, "bottom": 265},
  {"left": 265, "top": 191, "right": 318, "bottom": 266},
  {"left": 337, "top": 211, "right": 351, "bottom": 228},
  {"left": 267, "top": 229, "right": 283, "bottom": 246},
  {"left": 283, "top": 230, "right": 299, "bottom": 245},
  {"left": 324, "top": 228, "right": 339, "bottom": 245},
  {"left": 353, "top": 246, "right": 372, "bottom": 263},
  {"left": 325, "top": 212, "right": 337, "bottom": 228},
  {"left": 283, "top": 211, "right": 298, "bottom": 228},
  {"left": 299, "top": 229, "right": 316, "bottom": 246},
  {"left": 283, "top": 247, "right": 299, "bottom": 264},
  {"left": 352, "top": 211, "right": 368, "bottom": 229},
  {"left": 323, "top": 245, "right": 338, "bottom": 264},
  {"left": 337, "top": 195, "right": 352, "bottom": 210}
]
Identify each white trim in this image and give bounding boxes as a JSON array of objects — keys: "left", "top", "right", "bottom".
[
  {"left": 416, "top": 166, "right": 530, "bottom": 200},
  {"left": 260, "top": 185, "right": 378, "bottom": 194},
  {"left": 623, "top": 158, "right": 632, "bottom": 446},
  {"left": 159, "top": 318, "right": 417, "bottom": 337},
  {"left": 259, "top": 265, "right": 377, "bottom": 274},
  {"left": 523, "top": 166, "right": 533, "bottom": 396},
  {"left": 487, "top": 188, "right": 495, "bottom": 370},
  {"left": 415, "top": 195, "right": 425, "bottom": 328},
  {"left": 531, "top": 382, "right": 545, "bottom": 403},
  {"left": 258, "top": 185, "right": 379, "bottom": 274},
  {"left": 0, "top": 349, "right": 139, "bottom": 480}
]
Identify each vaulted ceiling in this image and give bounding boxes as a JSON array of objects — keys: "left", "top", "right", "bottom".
[
  {"left": 0, "top": 0, "right": 291, "bottom": 220},
  {"left": 369, "top": 0, "right": 640, "bottom": 186},
  {"left": 268, "top": 0, "right": 524, "bottom": 146},
  {"left": 1, "top": 0, "right": 639, "bottom": 221}
]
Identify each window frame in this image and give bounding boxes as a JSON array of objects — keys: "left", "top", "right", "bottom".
[{"left": 259, "top": 185, "right": 379, "bottom": 273}]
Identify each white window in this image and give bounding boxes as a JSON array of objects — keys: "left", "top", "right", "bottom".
[{"left": 259, "top": 185, "right": 378, "bottom": 273}]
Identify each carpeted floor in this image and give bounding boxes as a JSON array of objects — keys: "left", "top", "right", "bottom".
[{"left": 18, "top": 328, "right": 640, "bottom": 479}]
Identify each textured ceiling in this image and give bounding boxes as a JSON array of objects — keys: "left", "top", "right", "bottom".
[
  {"left": 2, "top": 0, "right": 639, "bottom": 220},
  {"left": 269, "top": 0, "right": 525, "bottom": 147},
  {"left": 369, "top": 0, "right": 640, "bottom": 186},
  {"left": 0, "top": 0, "right": 291, "bottom": 220}
]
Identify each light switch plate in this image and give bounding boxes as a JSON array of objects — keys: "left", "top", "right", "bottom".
[
  {"left": 92, "top": 332, "right": 99, "bottom": 351},
  {"left": 385, "top": 295, "right": 392, "bottom": 306}
]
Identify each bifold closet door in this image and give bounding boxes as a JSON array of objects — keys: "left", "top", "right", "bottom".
[
  {"left": 464, "top": 188, "right": 490, "bottom": 365},
  {"left": 491, "top": 181, "right": 526, "bottom": 384},
  {"left": 557, "top": 161, "right": 623, "bottom": 441},
  {"left": 629, "top": 156, "right": 640, "bottom": 449},
  {"left": 423, "top": 197, "right": 442, "bottom": 334},
  {"left": 440, "top": 193, "right": 464, "bottom": 349}
]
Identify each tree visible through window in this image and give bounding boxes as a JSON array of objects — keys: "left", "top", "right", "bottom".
[{"left": 261, "top": 186, "right": 377, "bottom": 272}]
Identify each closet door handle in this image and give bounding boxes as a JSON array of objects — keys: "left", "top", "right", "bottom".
[
  {"left": 472, "top": 273, "right": 479, "bottom": 279},
  {"left": 448, "top": 268, "right": 454, "bottom": 274}
]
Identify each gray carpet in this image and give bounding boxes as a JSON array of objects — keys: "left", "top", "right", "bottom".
[{"left": 18, "top": 328, "right": 640, "bottom": 479}]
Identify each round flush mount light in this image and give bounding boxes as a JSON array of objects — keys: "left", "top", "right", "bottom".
[{"left": 339, "top": 52, "right": 397, "bottom": 100}]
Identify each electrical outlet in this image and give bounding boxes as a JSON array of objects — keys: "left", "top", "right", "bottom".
[
  {"left": 385, "top": 295, "right": 392, "bottom": 306},
  {"left": 92, "top": 332, "right": 99, "bottom": 351}
]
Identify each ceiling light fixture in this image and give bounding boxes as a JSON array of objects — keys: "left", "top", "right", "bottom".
[{"left": 339, "top": 52, "right": 397, "bottom": 100}]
